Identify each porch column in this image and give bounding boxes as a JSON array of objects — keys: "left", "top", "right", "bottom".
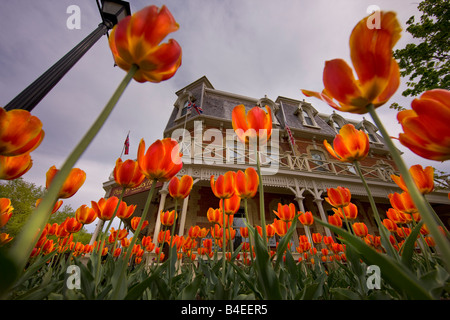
[
  {"left": 313, "top": 198, "right": 332, "bottom": 237},
  {"left": 177, "top": 195, "right": 190, "bottom": 236},
  {"left": 152, "top": 187, "right": 169, "bottom": 242}
]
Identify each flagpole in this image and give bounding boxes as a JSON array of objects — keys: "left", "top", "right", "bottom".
[
  {"left": 119, "top": 130, "right": 130, "bottom": 159},
  {"left": 279, "top": 101, "right": 297, "bottom": 156}
]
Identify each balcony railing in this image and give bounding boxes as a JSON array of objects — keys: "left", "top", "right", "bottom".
[{"left": 179, "top": 141, "right": 399, "bottom": 183}]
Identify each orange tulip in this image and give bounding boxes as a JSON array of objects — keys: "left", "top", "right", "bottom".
[
  {"left": 273, "top": 203, "right": 296, "bottom": 222},
  {"left": 0, "top": 154, "right": 33, "bottom": 180},
  {"left": 266, "top": 223, "right": 276, "bottom": 238},
  {"left": 240, "top": 227, "right": 249, "bottom": 239},
  {"left": 46, "top": 166, "right": 86, "bottom": 199},
  {"left": 272, "top": 219, "right": 290, "bottom": 237},
  {"left": 0, "top": 107, "right": 45, "bottom": 156},
  {"left": 91, "top": 197, "right": 121, "bottom": 221},
  {"left": 218, "top": 213, "right": 234, "bottom": 228},
  {"left": 203, "top": 238, "right": 213, "bottom": 251},
  {"left": 232, "top": 105, "right": 272, "bottom": 144},
  {"left": 391, "top": 164, "right": 434, "bottom": 195},
  {"left": 0, "top": 198, "right": 13, "bottom": 228},
  {"left": 388, "top": 191, "right": 418, "bottom": 215},
  {"left": 108, "top": 5, "right": 182, "bottom": 83},
  {"left": 312, "top": 233, "right": 322, "bottom": 244},
  {"left": 235, "top": 167, "right": 259, "bottom": 199},
  {"left": 138, "top": 138, "right": 182, "bottom": 182},
  {"left": 328, "top": 213, "right": 343, "bottom": 228},
  {"left": 325, "top": 186, "right": 351, "bottom": 208},
  {"left": 298, "top": 211, "right": 314, "bottom": 226},
  {"left": 188, "top": 225, "right": 200, "bottom": 238},
  {"left": 113, "top": 158, "right": 145, "bottom": 189},
  {"left": 332, "top": 203, "right": 358, "bottom": 220},
  {"left": 302, "top": 12, "right": 401, "bottom": 114},
  {"left": 64, "top": 217, "right": 83, "bottom": 233},
  {"left": 160, "top": 210, "right": 177, "bottom": 226},
  {"left": 36, "top": 198, "right": 63, "bottom": 215},
  {"left": 220, "top": 194, "right": 241, "bottom": 215},
  {"left": 157, "top": 230, "right": 171, "bottom": 244},
  {"left": 168, "top": 175, "right": 193, "bottom": 200},
  {"left": 352, "top": 222, "right": 368, "bottom": 237},
  {"left": 116, "top": 201, "right": 136, "bottom": 220},
  {"left": 0, "top": 233, "right": 13, "bottom": 245},
  {"left": 131, "top": 217, "right": 148, "bottom": 231},
  {"left": 211, "top": 171, "right": 236, "bottom": 199},
  {"left": 397, "top": 89, "right": 450, "bottom": 161},
  {"left": 382, "top": 218, "right": 397, "bottom": 232},
  {"left": 425, "top": 236, "right": 436, "bottom": 247},
  {"left": 207, "top": 207, "right": 221, "bottom": 224},
  {"left": 42, "top": 239, "right": 55, "bottom": 255},
  {"left": 75, "top": 204, "right": 97, "bottom": 225},
  {"left": 324, "top": 124, "right": 369, "bottom": 162},
  {"left": 113, "top": 247, "right": 122, "bottom": 257}
]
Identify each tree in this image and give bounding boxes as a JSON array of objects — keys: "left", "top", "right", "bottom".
[
  {"left": 393, "top": 0, "right": 449, "bottom": 103},
  {"left": 0, "top": 178, "right": 92, "bottom": 244},
  {"left": 0, "top": 178, "right": 44, "bottom": 239}
]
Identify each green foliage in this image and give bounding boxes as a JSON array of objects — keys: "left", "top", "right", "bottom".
[
  {"left": 0, "top": 178, "right": 45, "bottom": 239},
  {"left": 393, "top": 0, "right": 450, "bottom": 98}
]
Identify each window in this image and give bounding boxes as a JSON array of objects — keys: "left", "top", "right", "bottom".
[
  {"left": 367, "top": 130, "right": 378, "bottom": 143},
  {"left": 232, "top": 209, "right": 249, "bottom": 250},
  {"left": 180, "top": 100, "right": 191, "bottom": 117},
  {"left": 310, "top": 151, "right": 328, "bottom": 172},
  {"left": 303, "top": 110, "right": 314, "bottom": 126},
  {"left": 333, "top": 120, "right": 342, "bottom": 132}
]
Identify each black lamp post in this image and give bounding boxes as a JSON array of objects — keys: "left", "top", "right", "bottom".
[{"left": 4, "top": 0, "right": 131, "bottom": 112}]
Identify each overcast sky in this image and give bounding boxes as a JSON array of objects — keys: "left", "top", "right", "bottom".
[{"left": 1, "top": 0, "right": 448, "bottom": 233}]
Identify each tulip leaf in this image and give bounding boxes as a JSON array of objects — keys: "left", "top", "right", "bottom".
[
  {"left": 315, "top": 218, "right": 433, "bottom": 299},
  {"left": 400, "top": 220, "right": 424, "bottom": 269},
  {"left": 179, "top": 273, "right": 202, "bottom": 300},
  {"left": 228, "top": 260, "right": 263, "bottom": 300},
  {"left": 248, "top": 225, "right": 283, "bottom": 300},
  {"left": 124, "top": 261, "right": 167, "bottom": 300},
  {"left": 274, "top": 213, "right": 300, "bottom": 271},
  {"left": 330, "top": 287, "right": 361, "bottom": 300}
]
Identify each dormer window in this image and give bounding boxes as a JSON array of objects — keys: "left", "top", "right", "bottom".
[
  {"left": 296, "top": 102, "right": 320, "bottom": 128},
  {"left": 181, "top": 100, "right": 191, "bottom": 117},
  {"left": 303, "top": 110, "right": 314, "bottom": 126},
  {"left": 333, "top": 120, "right": 342, "bottom": 132}
]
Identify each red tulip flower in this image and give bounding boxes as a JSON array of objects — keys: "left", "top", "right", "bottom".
[
  {"left": 232, "top": 105, "right": 272, "bottom": 144},
  {"left": 324, "top": 124, "right": 370, "bottom": 162},
  {"left": 108, "top": 5, "right": 182, "bottom": 83},
  {"left": 325, "top": 186, "right": 352, "bottom": 208},
  {"left": 137, "top": 138, "right": 183, "bottom": 182},
  {"left": 391, "top": 164, "right": 434, "bottom": 195},
  {"left": 235, "top": 167, "right": 259, "bottom": 199},
  {"left": 0, "top": 154, "right": 33, "bottom": 180},
  {"left": 113, "top": 158, "right": 145, "bottom": 189},
  {"left": 0, "top": 108, "right": 45, "bottom": 157},
  {"left": 168, "top": 175, "right": 193, "bottom": 200},
  {"left": 397, "top": 89, "right": 450, "bottom": 161},
  {"left": 46, "top": 166, "right": 86, "bottom": 199},
  {"left": 302, "top": 11, "right": 401, "bottom": 114}
]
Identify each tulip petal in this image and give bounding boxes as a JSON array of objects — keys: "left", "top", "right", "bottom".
[{"left": 323, "top": 59, "right": 365, "bottom": 107}]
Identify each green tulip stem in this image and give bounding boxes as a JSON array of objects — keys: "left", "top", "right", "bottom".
[
  {"left": 8, "top": 64, "right": 138, "bottom": 277},
  {"left": 368, "top": 105, "right": 450, "bottom": 270}
]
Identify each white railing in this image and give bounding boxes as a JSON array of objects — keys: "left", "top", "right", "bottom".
[{"left": 179, "top": 141, "right": 399, "bottom": 182}]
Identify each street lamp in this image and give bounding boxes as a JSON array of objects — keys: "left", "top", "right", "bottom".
[{"left": 4, "top": 0, "right": 131, "bottom": 112}]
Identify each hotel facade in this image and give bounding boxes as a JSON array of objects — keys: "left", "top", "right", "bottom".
[{"left": 98, "top": 76, "right": 450, "bottom": 254}]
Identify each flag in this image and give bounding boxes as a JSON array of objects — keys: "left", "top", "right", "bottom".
[
  {"left": 124, "top": 133, "right": 130, "bottom": 155},
  {"left": 286, "top": 126, "right": 295, "bottom": 147},
  {"left": 187, "top": 102, "right": 203, "bottom": 115}
]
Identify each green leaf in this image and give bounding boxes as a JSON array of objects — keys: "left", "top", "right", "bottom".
[
  {"left": 330, "top": 287, "right": 361, "bottom": 300},
  {"left": 124, "top": 261, "right": 167, "bottom": 300},
  {"left": 274, "top": 213, "right": 300, "bottom": 271},
  {"left": 228, "top": 260, "right": 263, "bottom": 300},
  {"left": 179, "top": 274, "right": 202, "bottom": 299},
  {"left": 74, "top": 257, "right": 96, "bottom": 300},
  {"left": 249, "top": 226, "right": 282, "bottom": 300},
  {"left": 400, "top": 221, "right": 424, "bottom": 269},
  {"left": 315, "top": 218, "right": 433, "bottom": 300}
]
